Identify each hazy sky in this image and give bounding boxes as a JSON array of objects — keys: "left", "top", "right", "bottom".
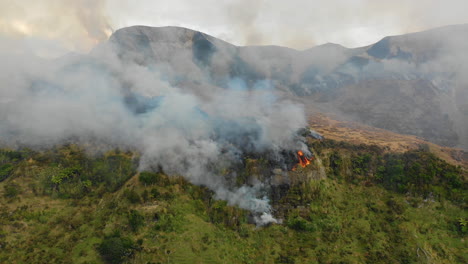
[{"left": 1, "top": 0, "right": 468, "bottom": 55}]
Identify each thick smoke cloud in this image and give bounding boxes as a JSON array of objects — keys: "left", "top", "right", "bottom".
[
  {"left": 0, "top": 0, "right": 112, "bottom": 55},
  {"left": 2, "top": 0, "right": 468, "bottom": 56},
  {"left": 0, "top": 34, "right": 307, "bottom": 225},
  {"left": 107, "top": 0, "right": 468, "bottom": 49}
]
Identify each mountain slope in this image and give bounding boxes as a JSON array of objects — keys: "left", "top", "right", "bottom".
[{"left": 91, "top": 24, "right": 468, "bottom": 150}]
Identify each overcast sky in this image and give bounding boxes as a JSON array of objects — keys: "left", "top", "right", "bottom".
[{"left": 1, "top": 0, "right": 468, "bottom": 56}]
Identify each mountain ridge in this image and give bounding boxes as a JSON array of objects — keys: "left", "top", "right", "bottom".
[
  {"left": 96, "top": 24, "right": 468, "bottom": 150},
  {"left": 109, "top": 23, "right": 468, "bottom": 49}
]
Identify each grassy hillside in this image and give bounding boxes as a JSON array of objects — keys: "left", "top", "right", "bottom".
[{"left": 0, "top": 140, "right": 466, "bottom": 264}]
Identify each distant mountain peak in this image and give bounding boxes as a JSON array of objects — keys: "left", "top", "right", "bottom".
[{"left": 305, "top": 42, "right": 348, "bottom": 52}]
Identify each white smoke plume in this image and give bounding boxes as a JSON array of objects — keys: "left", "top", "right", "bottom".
[{"left": 0, "top": 28, "right": 307, "bottom": 224}]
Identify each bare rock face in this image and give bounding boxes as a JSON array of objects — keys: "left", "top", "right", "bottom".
[{"left": 92, "top": 24, "right": 468, "bottom": 149}]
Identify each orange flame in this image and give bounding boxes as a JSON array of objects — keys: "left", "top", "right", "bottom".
[{"left": 292, "top": 150, "right": 313, "bottom": 171}]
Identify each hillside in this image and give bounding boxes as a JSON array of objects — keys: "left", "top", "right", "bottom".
[
  {"left": 1, "top": 24, "right": 467, "bottom": 264},
  {"left": 307, "top": 113, "right": 468, "bottom": 170},
  {"left": 0, "top": 134, "right": 466, "bottom": 263}
]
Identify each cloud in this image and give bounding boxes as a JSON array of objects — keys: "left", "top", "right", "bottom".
[
  {"left": 1, "top": 0, "right": 468, "bottom": 54},
  {"left": 107, "top": 0, "right": 468, "bottom": 49},
  {"left": 0, "top": 0, "right": 112, "bottom": 55}
]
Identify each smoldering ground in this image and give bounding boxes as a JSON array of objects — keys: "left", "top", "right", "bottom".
[{"left": 0, "top": 30, "right": 308, "bottom": 225}]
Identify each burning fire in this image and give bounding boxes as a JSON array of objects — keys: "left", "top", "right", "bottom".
[{"left": 292, "top": 150, "right": 313, "bottom": 171}]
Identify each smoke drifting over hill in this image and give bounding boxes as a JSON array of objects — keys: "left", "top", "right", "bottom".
[
  {"left": 0, "top": 29, "right": 307, "bottom": 224},
  {"left": 1, "top": 17, "right": 468, "bottom": 224}
]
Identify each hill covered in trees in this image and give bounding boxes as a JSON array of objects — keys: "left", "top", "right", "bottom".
[{"left": 0, "top": 137, "right": 465, "bottom": 263}]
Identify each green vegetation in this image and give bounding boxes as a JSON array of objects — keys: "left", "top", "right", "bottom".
[
  {"left": 0, "top": 150, "right": 25, "bottom": 182},
  {"left": 3, "top": 183, "right": 20, "bottom": 198},
  {"left": 313, "top": 139, "right": 466, "bottom": 203},
  {"left": 0, "top": 143, "right": 466, "bottom": 263},
  {"left": 0, "top": 163, "right": 14, "bottom": 182},
  {"left": 139, "top": 171, "right": 164, "bottom": 186},
  {"left": 98, "top": 232, "right": 140, "bottom": 264}
]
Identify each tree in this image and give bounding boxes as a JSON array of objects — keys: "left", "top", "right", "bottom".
[{"left": 98, "top": 233, "right": 138, "bottom": 264}]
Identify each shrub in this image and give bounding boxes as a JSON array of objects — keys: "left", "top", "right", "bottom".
[
  {"left": 139, "top": 172, "right": 160, "bottom": 186},
  {"left": 128, "top": 210, "right": 145, "bottom": 232},
  {"left": 123, "top": 189, "right": 141, "bottom": 204},
  {"left": 154, "top": 213, "right": 184, "bottom": 233},
  {"left": 91, "top": 155, "right": 136, "bottom": 191},
  {"left": 141, "top": 190, "right": 149, "bottom": 202},
  {"left": 150, "top": 188, "right": 160, "bottom": 199},
  {"left": 0, "top": 163, "right": 14, "bottom": 182},
  {"left": 97, "top": 233, "right": 138, "bottom": 264},
  {"left": 0, "top": 150, "right": 23, "bottom": 161},
  {"left": 351, "top": 153, "right": 372, "bottom": 175},
  {"left": 3, "top": 183, "right": 20, "bottom": 198},
  {"left": 457, "top": 218, "right": 467, "bottom": 235},
  {"left": 287, "top": 215, "right": 315, "bottom": 232},
  {"left": 329, "top": 151, "right": 342, "bottom": 177}
]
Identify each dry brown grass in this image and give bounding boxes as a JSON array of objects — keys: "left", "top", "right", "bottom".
[{"left": 308, "top": 113, "right": 468, "bottom": 170}]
